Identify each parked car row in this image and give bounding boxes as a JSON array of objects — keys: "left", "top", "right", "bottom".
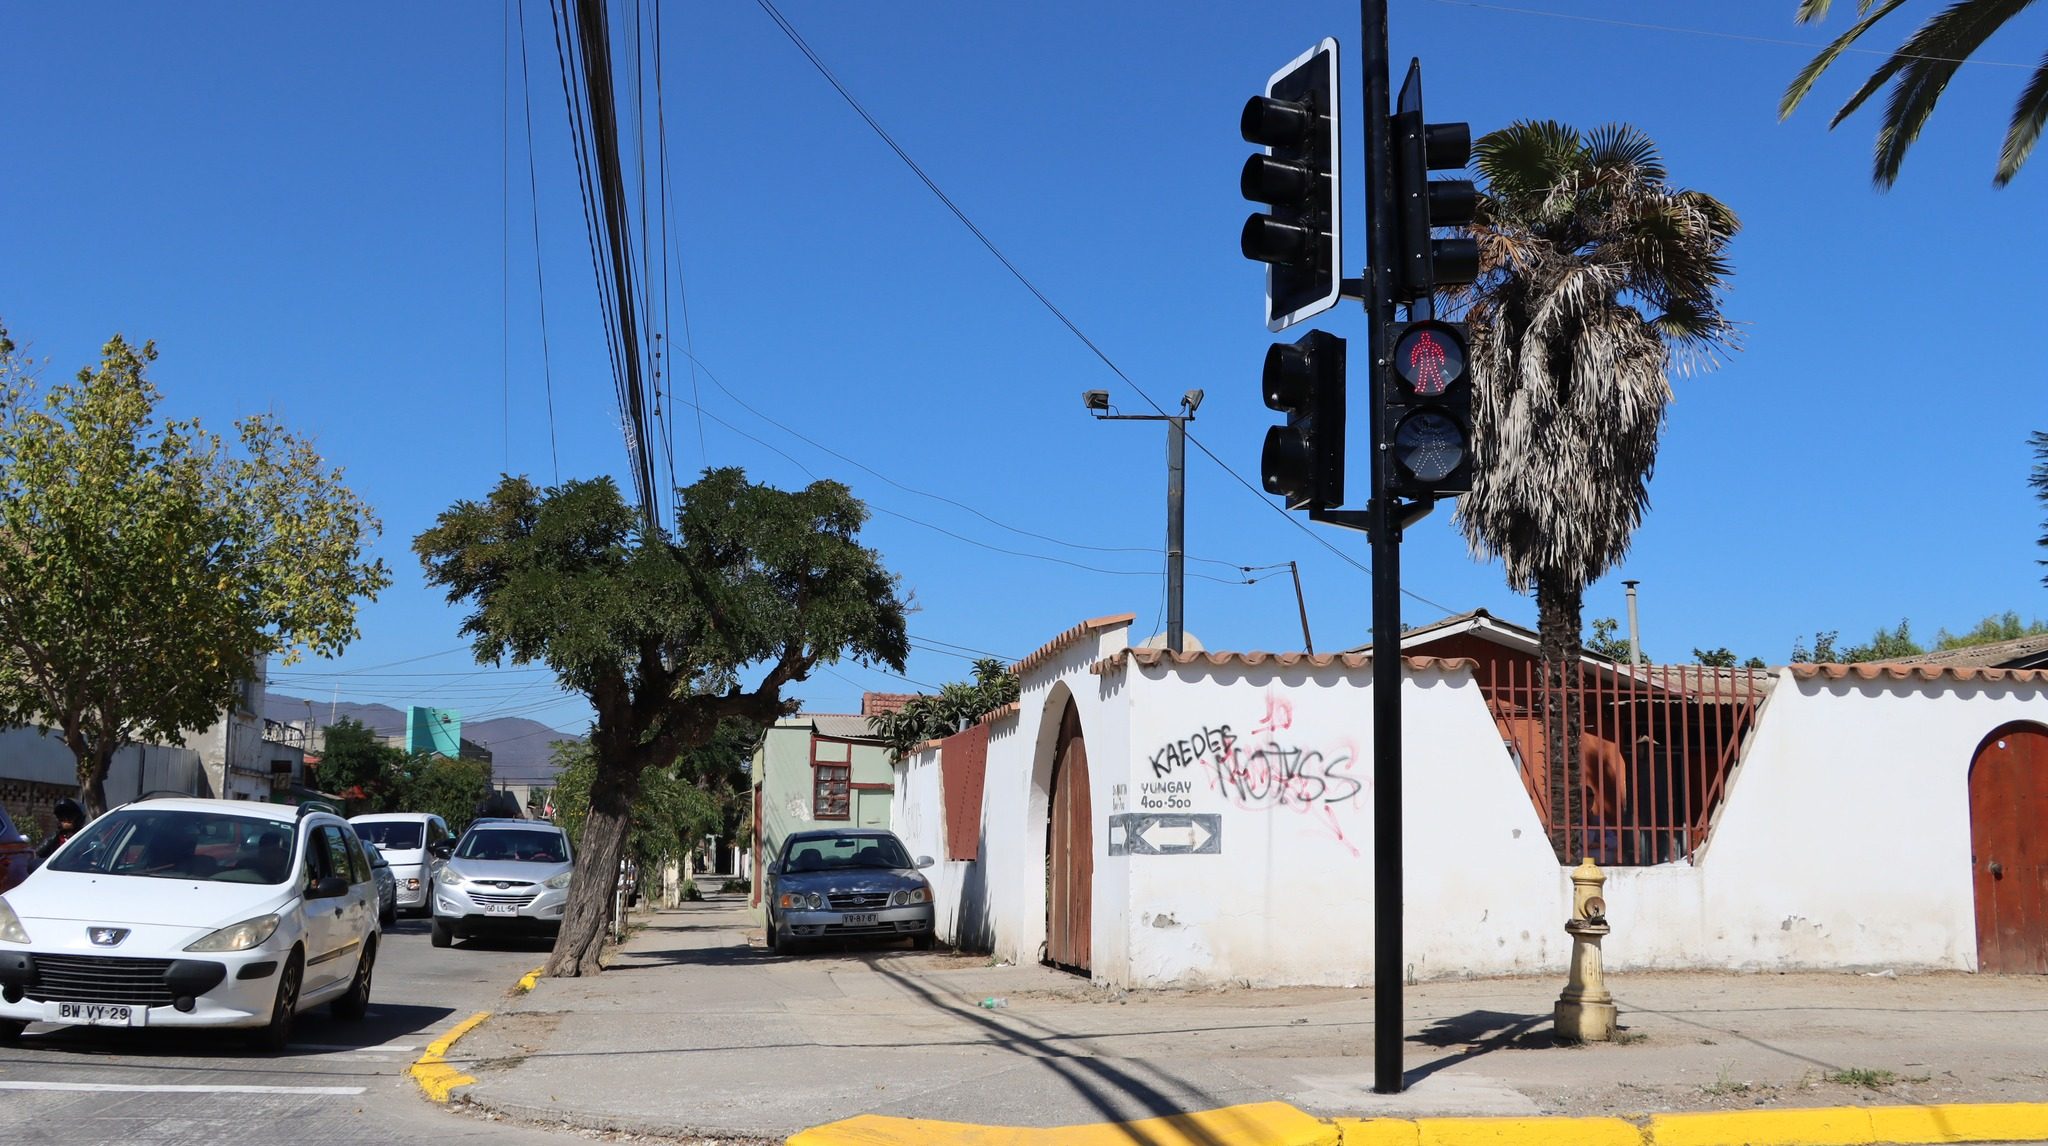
[{"left": 0, "top": 797, "right": 576, "bottom": 1049}]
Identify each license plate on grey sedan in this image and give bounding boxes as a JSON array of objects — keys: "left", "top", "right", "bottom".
[{"left": 841, "top": 912, "right": 877, "bottom": 926}]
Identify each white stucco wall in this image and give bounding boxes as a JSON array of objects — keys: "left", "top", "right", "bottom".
[
  {"left": 1116, "top": 660, "right": 1566, "bottom": 987},
  {"left": 906, "top": 636, "right": 2048, "bottom": 986},
  {"left": 891, "top": 745, "right": 977, "bottom": 944},
  {"left": 1602, "top": 670, "right": 2047, "bottom": 972}
]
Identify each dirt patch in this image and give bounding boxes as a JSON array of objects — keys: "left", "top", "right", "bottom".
[{"left": 447, "top": 1010, "right": 564, "bottom": 1075}]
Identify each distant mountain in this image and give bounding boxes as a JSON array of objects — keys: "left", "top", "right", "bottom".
[{"left": 264, "top": 692, "right": 580, "bottom": 786}]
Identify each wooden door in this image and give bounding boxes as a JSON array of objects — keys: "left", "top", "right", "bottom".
[
  {"left": 1970, "top": 723, "right": 2048, "bottom": 974},
  {"left": 1046, "top": 703, "right": 1093, "bottom": 973}
]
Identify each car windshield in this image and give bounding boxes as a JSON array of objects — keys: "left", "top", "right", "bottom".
[
  {"left": 456, "top": 829, "right": 567, "bottom": 864},
  {"left": 353, "top": 821, "right": 423, "bottom": 850},
  {"left": 47, "top": 808, "right": 296, "bottom": 884},
  {"left": 783, "top": 835, "right": 913, "bottom": 873}
]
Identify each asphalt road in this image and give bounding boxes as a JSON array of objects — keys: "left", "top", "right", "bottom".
[{"left": 0, "top": 915, "right": 594, "bottom": 1145}]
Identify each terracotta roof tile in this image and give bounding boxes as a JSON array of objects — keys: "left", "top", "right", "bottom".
[
  {"left": 860, "top": 691, "right": 924, "bottom": 717},
  {"left": 1093, "top": 649, "right": 1475, "bottom": 675},
  {"left": 1788, "top": 663, "right": 2048, "bottom": 686},
  {"left": 1011, "top": 613, "right": 1137, "bottom": 679},
  {"left": 1891, "top": 633, "right": 2048, "bottom": 668},
  {"left": 974, "top": 701, "right": 1020, "bottom": 727}
]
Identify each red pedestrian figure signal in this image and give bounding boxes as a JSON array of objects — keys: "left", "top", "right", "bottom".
[{"left": 1392, "top": 323, "right": 1465, "bottom": 398}]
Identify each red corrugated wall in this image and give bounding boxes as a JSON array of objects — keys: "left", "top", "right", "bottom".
[{"left": 938, "top": 724, "right": 988, "bottom": 862}]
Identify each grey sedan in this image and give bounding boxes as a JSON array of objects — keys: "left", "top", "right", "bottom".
[
  {"left": 766, "top": 829, "right": 936, "bottom": 954},
  {"left": 364, "top": 840, "right": 398, "bottom": 926}
]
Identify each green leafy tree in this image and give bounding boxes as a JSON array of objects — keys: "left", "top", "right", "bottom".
[
  {"left": 1781, "top": 1, "right": 2048, "bottom": 188},
  {"left": 316, "top": 718, "right": 404, "bottom": 805},
  {"left": 1841, "top": 619, "right": 1924, "bottom": 662},
  {"left": 415, "top": 467, "right": 907, "bottom": 976},
  {"left": 1935, "top": 610, "right": 2048, "bottom": 649},
  {"left": 1584, "top": 618, "right": 1637, "bottom": 662},
  {"left": 393, "top": 753, "right": 494, "bottom": 837},
  {"left": 0, "top": 325, "right": 389, "bottom": 814},
  {"left": 1792, "top": 630, "right": 1842, "bottom": 663},
  {"left": 1454, "top": 124, "right": 1738, "bottom": 859},
  {"left": 867, "top": 657, "right": 1018, "bottom": 761}
]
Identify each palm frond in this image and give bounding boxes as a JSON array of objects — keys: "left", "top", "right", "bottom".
[
  {"left": 1583, "top": 123, "right": 1666, "bottom": 183},
  {"left": 1473, "top": 121, "right": 1581, "bottom": 205},
  {"left": 1997, "top": 49, "right": 2048, "bottom": 184},
  {"left": 1781, "top": 0, "right": 1910, "bottom": 119},
  {"left": 1867, "top": 0, "right": 2038, "bottom": 187}
]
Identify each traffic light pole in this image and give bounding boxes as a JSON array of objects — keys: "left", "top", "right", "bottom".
[{"left": 1360, "top": 0, "right": 1406, "bottom": 1096}]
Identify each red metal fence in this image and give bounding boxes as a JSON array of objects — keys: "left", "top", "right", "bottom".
[{"left": 1479, "top": 659, "right": 1772, "bottom": 865}]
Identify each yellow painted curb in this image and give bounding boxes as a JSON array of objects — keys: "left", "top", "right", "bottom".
[
  {"left": 515, "top": 965, "right": 544, "bottom": 994},
  {"left": 1651, "top": 1101, "right": 2048, "bottom": 1146},
  {"left": 786, "top": 1101, "right": 1337, "bottom": 1146},
  {"left": 1338, "top": 1116, "right": 1642, "bottom": 1146},
  {"left": 407, "top": 1010, "right": 491, "bottom": 1103}
]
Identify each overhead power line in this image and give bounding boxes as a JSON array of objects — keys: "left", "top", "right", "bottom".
[{"left": 749, "top": 0, "right": 1465, "bottom": 621}]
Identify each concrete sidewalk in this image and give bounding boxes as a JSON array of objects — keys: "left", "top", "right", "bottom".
[{"left": 445, "top": 898, "right": 2048, "bottom": 1142}]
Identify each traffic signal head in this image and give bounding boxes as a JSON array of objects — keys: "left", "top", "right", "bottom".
[
  {"left": 1260, "top": 329, "right": 1346, "bottom": 510},
  {"left": 1390, "top": 60, "right": 1478, "bottom": 302},
  {"left": 1381, "top": 320, "right": 1472, "bottom": 498},
  {"left": 1241, "top": 38, "right": 1341, "bottom": 333}
]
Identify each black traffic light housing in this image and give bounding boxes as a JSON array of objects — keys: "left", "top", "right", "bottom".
[
  {"left": 1380, "top": 319, "right": 1472, "bottom": 498},
  {"left": 1241, "top": 38, "right": 1341, "bottom": 332},
  {"left": 1261, "top": 329, "right": 1347, "bottom": 510},
  {"left": 1389, "top": 60, "right": 1477, "bottom": 302}
]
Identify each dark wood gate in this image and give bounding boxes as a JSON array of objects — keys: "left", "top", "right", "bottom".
[
  {"left": 1046, "top": 702, "right": 1093, "bottom": 973},
  {"left": 1970, "top": 723, "right": 2048, "bottom": 974}
]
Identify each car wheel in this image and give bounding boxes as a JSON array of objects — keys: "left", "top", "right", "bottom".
[
  {"left": 0, "top": 1019, "right": 24, "bottom": 1045},
  {"left": 430, "top": 918, "right": 454, "bottom": 948},
  {"left": 380, "top": 899, "right": 396, "bottom": 927},
  {"left": 913, "top": 932, "right": 936, "bottom": 951},
  {"left": 764, "top": 911, "right": 778, "bottom": 952},
  {"left": 253, "top": 951, "right": 302, "bottom": 1053},
  {"left": 331, "top": 936, "right": 374, "bottom": 1020}
]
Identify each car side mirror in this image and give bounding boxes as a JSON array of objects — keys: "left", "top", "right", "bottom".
[
  {"left": 308, "top": 875, "right": 350, "bottom": 900},
  {"left": 915, "top": 855, "right": 935, "bottom": 870},
  {"left": 427, "top": 841, "right": 453, "bottom": 859}
]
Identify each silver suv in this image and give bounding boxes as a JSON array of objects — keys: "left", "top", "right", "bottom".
[{"left": 428, "top": 819, "right": 573, "bottom": 947}]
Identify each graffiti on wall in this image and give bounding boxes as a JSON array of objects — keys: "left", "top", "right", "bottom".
[{"left": 1143, "top": 692, "right": 1366, "bottom": 855}]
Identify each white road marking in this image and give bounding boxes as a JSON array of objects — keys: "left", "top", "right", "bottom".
[{"left": 0, "top": 1081, "right": 365, "bottom": 1096}]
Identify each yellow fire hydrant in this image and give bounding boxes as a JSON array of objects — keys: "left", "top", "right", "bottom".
[{"left": 1554, "top": 857, "right": 1617, "bottom": 1042}]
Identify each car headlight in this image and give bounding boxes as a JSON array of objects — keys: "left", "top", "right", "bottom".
[
  {"left": 0, "top": 898, "right": 30, "bottom": 944},
  {"left": 185, "top": 913, "right": 281, "bottom": 953},
  {"left": 544, "top": 872, "right": 571, "bottom": 889},
  {"left": 911, "top": 888, "right": 928, "bottom": 904}
]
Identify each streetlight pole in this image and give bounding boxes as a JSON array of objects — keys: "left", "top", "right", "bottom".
[{"left": 1085, "top": 389, "right": 1203, "bottom": 655}]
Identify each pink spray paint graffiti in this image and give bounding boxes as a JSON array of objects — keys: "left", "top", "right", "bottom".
[{"left": 1203, "top": 693, "right": 1366, "bottom": 856}]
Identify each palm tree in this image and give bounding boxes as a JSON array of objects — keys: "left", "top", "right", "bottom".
[
  {"left": 1455, "top": 122, "right": 1739, "bottom": 860},
  {"left": 1781, "top": 0, "right": 2048, "bottom": 188},
  {"left": 2030, "top": 430, "right": 2048, "bottom": 584}
]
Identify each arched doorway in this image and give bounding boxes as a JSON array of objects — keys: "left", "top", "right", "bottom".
[
  {"left": 1046, "top": 702, "right": 1092, "bottom": 973},
  {"left": 1969, "top": 722, "right": 2048, "bottom": 973}
]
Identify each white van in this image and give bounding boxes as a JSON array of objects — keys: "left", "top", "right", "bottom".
[{"left": 348, "top": 813, "right": 451, "bottom": 916}]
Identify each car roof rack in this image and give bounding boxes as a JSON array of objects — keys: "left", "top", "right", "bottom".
[
  {"left": 297, "top": 799, "right": 345, "bottom": 818},
  {"left": 466, "top": 817, "right": 534, "bottom": 827},
  {"left": 134, "top": 790, "right": 200, "bottom": 802}
]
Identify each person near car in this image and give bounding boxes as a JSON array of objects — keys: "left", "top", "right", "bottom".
[{"left": 33, "top": 798, "right": 84, "bottom": 864}]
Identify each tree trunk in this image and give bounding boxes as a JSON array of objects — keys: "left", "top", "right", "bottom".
[
  {"left": 67, "top": 729, "right": 115, "bottom": 819},
  {"left": 1536, "top": 576, "right": 1584, "bottom": 863},
  {"left": 544, "top": 760, "right": 640, "bottom": 977}
]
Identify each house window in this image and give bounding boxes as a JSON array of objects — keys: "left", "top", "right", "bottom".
[{"left": 813, "top": 764, "right": 850, "bottom": 820}]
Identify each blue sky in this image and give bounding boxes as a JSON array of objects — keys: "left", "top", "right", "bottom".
[{"left": 3, "top": 1, "right": 2044, "bottom": 745}]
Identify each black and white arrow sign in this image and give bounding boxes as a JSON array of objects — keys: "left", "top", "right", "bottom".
[{"left": 1108, "top": 813, "right": 1224, "bottom": 856}]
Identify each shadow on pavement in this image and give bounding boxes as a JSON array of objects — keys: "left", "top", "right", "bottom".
[
  {"left": 1405, "top": 1008, "right": 1552, "bottom": 1085},
  {"left": 3, "top": 999, "right": 459, "bottom": 1071},
  {"left": 867, "top": 959, "right": 1234, "bottom": 1146}
]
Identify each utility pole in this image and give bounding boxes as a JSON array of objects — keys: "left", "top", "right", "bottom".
[{"left": 1085, "top": 389, "right": 1202, "bottom": 654}]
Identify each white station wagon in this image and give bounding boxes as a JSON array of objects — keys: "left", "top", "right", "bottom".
[{"left": 0, "top": 796, "right": 380, "bottom": 1050}]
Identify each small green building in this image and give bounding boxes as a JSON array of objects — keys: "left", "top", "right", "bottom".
[{"left": 749, "top": 710, "right": 897, "bottom": 917}]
